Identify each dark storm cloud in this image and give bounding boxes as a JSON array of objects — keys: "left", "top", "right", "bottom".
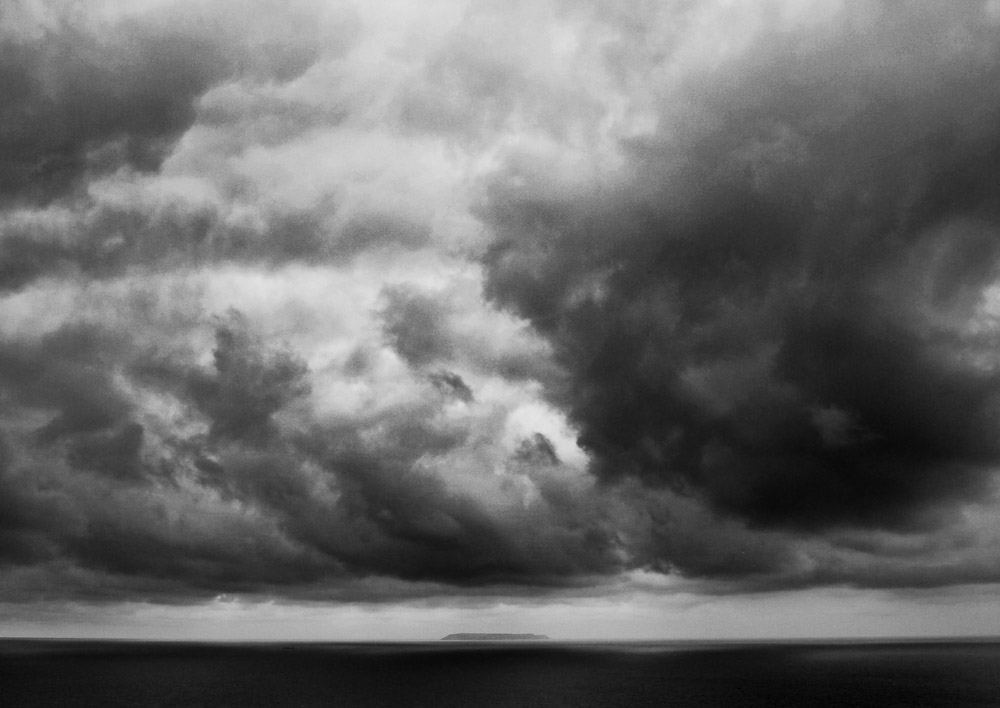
[
  {"left": 428, "top": 370, "right": 474, "bottom": 402},
  {"left": 0, "top": 307, "right": 621, "bottom": 601},
  {"left": 381, "top": 285, "right": 455, "bottom": 367},
  {"left": 515, "top": 433, "right": 560, "bottom": 466},
  {"left": 0, "top": 0, "right": 335, "bottom": 206},
  {"left": 188, "top": 312, "right": 310, "bottom": 442},
  {"left": 0, "top": 314, "right": 320, "bottom": 589},
  {"left": 66, "top": 422, "right": 145, "bottom": 482},
  {"left": 5, "top": 0, "right": 1000, "bottom": 609},
  {"left": 308, "top": 444, "right": 620, "bottom": 587},
  {"left": 0, "top": 21, "right": 221, "bottom": 204},
  {"left": 0, "top": 432, "right": 62, "bottom": 568},
  {"left": 0, "top": 325, "right": 134, "bottom": 442},
  {"left": 480, "top": 1, "right": 1000, "bottom": 572}
]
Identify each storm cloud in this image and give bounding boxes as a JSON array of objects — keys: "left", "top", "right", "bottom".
[
  {"left": 481, "top": 0, "right": 1000, "bottom": 569},
  {"left": 2, "top": 0, "right": 1000, "bottom": 616}
]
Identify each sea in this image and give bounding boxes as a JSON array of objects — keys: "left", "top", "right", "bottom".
[{"left": 2, "top": 639, "right": 999, "bottom": 707}]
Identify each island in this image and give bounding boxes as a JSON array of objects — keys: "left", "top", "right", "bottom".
[{"left": 440, "top": 633, "right": 549, "bottom": 641}]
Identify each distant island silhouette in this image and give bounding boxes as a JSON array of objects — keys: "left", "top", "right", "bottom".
[{"left": 440, "top": 633, "right": 550, "bottom": 641}]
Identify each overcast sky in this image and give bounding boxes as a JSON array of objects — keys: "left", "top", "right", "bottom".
[{"left": 3, "top": 0, "right": 1000, "bottom": 640}]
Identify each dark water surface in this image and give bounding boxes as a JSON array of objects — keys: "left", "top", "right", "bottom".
[{"left": 2, "top": 639, "right": 999, "bottom": 707}]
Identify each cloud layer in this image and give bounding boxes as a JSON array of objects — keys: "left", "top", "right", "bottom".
[{"left": 2, "top": 0, "right": 1000, "bottom": 607}]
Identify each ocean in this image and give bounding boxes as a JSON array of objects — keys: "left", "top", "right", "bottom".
[{"left": 2, "top": 639, "right": 999, "bottom": 707}]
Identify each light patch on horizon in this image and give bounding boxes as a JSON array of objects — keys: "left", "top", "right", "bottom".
[{"left": 4, "top": 584, "right": 1000, "bottom": 641}]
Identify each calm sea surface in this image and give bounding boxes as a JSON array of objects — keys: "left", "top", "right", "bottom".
[{"left": 2, "top": 639, "right": 999, "bottom": 707}]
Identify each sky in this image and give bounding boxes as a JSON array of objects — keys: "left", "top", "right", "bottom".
[{"left": 2, "top": 0, "right": 1000, "bottom": 641}]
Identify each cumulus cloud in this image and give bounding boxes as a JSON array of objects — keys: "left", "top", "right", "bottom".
[
  {"left": 2, "top": 0, "right": 1000, "bottom": 612},
  {"left": 480, "top": 0, "right": 1000, "bottom": 567}
]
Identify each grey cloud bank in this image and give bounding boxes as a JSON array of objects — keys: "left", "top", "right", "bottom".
[{"left": 1, "top": 0, "right": 1000, "bottom": 621}]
